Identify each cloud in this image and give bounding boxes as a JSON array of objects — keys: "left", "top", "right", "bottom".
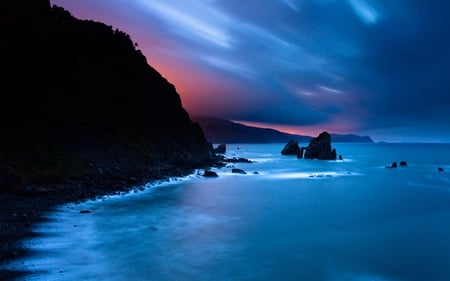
[
  {"left": 347, "top": 0, "right": 381, "bottom": 25},
  {"left": 137, "top": 0, "right": 233, "bottom": 48},
  {"left": 52, "top": 0, "right": 450, "bottom": 141}
]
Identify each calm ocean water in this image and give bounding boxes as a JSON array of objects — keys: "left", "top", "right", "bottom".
[{"left": 6, "top": 143, "right": 450, "bottom": 281}]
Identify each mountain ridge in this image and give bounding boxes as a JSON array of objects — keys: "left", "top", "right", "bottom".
[{"left": 193, "top": 117, "right": 374, "bottom": 144}]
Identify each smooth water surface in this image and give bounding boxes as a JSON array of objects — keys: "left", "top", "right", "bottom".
[{"left": 5, "top": 143, "right": 450, "bottom": 281}]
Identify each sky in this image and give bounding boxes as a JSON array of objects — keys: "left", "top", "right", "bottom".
[{"left": 51, "top": 0, "right": 450, "bottom": 142}]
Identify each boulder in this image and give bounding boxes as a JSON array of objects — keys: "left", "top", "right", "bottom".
[
  {"left": 203, "top": 170, "right": 219, "bottom": 177},
  {"left": 400, "top": 161, "right": 407, "bottom": 167},
  {"left": 281, "top": 140, "right": 301, "bottom": 155},
  {"left": 304, "top": 132, "right": 337, "bottom": 160},
  {"left": 214, "top": 144, "right": 226, "bottom": 154},
  {"left": 231, "top": 168, "right": 246, "bottom": 174}
]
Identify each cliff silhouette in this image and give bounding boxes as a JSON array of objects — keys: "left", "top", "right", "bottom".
[{"left": 0, "top": 0, "right": 215, "bottom": 192}]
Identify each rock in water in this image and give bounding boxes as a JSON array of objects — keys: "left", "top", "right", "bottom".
[
  {"left": 231, "top": 168, "right": 246, "bottom": 174},
  {"left": 304, "top": 132, "right": 337, "bottom": 160},
  {"left": 203, "top": 170, "right": 219, "bottom": 177},
  {"left": 281, "top": 140, "right": 301, "bottom": 155},
  {"left": 386, "top": 162, "right": 397, "bottom": 169},
  {"left": 214, "top": 144, "right": 226, "bottom": 154}
]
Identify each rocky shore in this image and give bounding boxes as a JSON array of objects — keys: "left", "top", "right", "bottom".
[
  {"left": 1, "top": 1, "right": 219, "bottom": 279},
  {"left": 0, "top": 164, "right": 219, "bottom": 280}
]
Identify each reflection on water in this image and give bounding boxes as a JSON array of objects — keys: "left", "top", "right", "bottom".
[{"left": 5, "top": 143, "right": 450, "bottom": 281}]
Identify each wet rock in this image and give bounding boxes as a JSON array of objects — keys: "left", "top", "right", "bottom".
[
  {"left": 281, "top": 140, "right": 301, "bottom": 155},
  {"left": 304, "top": 132, "right": 337, "bottom": 160},
  {"left": 214, "top": 144, "right": 226, "bottom": 154},
  {"left": 80, "top": 210, "right": 91, "bottom": 214},
  {"left": 203, "top": 170, "right": 219, "bottom": 177},
  {"left": 222, "top": 157, "right": 252, "bottom": 163},
  {"left": 339, "top": 155, "right": 343, "bottom": 160},
  {"left": 400, "top": 161, "right": 407, "bottom": 167},
  {"left": 232, "top": 168, "right": 246, "bottom": 174},
  {"left": 438, "top": 167, "right": 444, "bottom": 172}
]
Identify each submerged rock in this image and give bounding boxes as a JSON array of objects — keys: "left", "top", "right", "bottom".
[
  {"left": 386, "top": 162, "right": 397, "bottom": 169},
  {"left": 304, "top": 132, "right": 337, "bottom": 160},
  {"left": 438, "top": 167, "right": 444, "bottom": 172},
  {"left": 232, "top": 168, "right": 246, "bottom": 174},
  {"left": 223, "top": 157, "right": 252, "bottom": 163},
  {"left": 281, "top": 140, "right": 301, "bottom": 155}
]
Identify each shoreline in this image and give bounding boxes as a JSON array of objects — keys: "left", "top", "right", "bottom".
[{"left": 0, "top": 166, "right": 205, "bottom": 280}]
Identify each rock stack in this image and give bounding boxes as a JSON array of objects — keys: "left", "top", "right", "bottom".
[
  {"left": 303, "top": 132, "right": 337, "bottom": 160},
  {"left": 281, "top": 132, "right": 337, "bottom": 160},
  {"left": 281, "top": 140, "right": 301, "bottom": 155}
]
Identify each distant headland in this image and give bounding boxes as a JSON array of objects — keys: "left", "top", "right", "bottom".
[{"left": 193, "top": 117, "right": 374, "bottom": 144}]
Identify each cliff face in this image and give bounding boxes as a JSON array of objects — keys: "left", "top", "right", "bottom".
[{"left": 0, "top": 1, "right": 214, "bottom": 191}]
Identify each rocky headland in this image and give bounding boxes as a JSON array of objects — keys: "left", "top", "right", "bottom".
[{"left": 1, "top": 0, "right": 219, "bottom": 275}]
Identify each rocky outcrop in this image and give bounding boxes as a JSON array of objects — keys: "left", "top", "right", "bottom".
[
  {"left": 216, "top": 155, "right": 252, "bottom": 163},
  {"left": 214, "top": 144, "right": 226, "bottom": 154},
  {"left": 304, "top": 132, "right": 337, "bottom": 160},
  {"left": 281, "top": 140, "right": 301, "bottom": 155},
  {"left": 0, "top": 1, "right": 216, "bottom": 193},
  {"left": 202, "top": 170, "right": 219, "bottom": 177}
]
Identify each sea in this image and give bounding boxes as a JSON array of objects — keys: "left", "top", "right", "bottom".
[{"left": 4, "top": 143, "right": 450, "bottom": 281}]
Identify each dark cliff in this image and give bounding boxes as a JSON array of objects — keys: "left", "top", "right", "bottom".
[{"left": 0, "top": 1, "right": 215, "bottom": 192}]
